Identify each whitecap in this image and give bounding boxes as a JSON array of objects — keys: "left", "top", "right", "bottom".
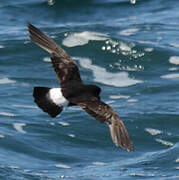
[
  {"left": 0, "top": 135, "right": 5, "bottom": 138},
  {"left": 50, "top": 122, "right": 55, "bottom": 126},
  {"left": 58, "top": 121, "right": 70, "bottom": 126},
  {"left": 24, "top": 41, "right": 30, "bottom": 45},
  {"left": 62, "top": 31, "right": 108, "bottom": 47},
  {"left": 92, "top": 162, "right": 106, "bottom": 166},
  {"left": 0, "top": 112, "right": 17, "bottom": 117},
  {"left": 144, "top": 48, "right": 154, "bottom": 52},
  {"left": 43, "top": 57, "right": 51, "bottom": 62},
  {"left": 0, "top": 77, "right": 15, "bottom": 84},
  {"left": 169, "top": 67, "right": 178, "bottom": 71},
  {"left": 119, "top": 42, "right": 132, "bottom": 51},
  {"left": 169, "top": 43, "right": 179, "bottom": 48},
  {"left": 24, "top": 169, "right": 31, "bottom": 173},
  {"left": 0, "top": 45, "right": 5, "bottom": 48},
  {"left": 12, "top": 104, "right": 37, "bottom": 109},
  {"left": 127, "top": 99, "right": 138, "bottom": 103},
  {"left": 176, "top": 158, "right": 179, "bottom": 163},
  {"left": 155, "top": 138, "right": 174, "bottom": 147},
  {"left": 119, "top": 28, "right": 139, "bottom": 36},
  {"left": 78, "top": 57, "right": 142, "bottom": 87},
  {"left": 169, "top": 56, "right": 179, "bottom": 65},
  {"left": 145, "top": 128, "right": 162, "bottom": 136},
  {"left": 67, "top": 134, "right": 75, "bottom": 138},
  {"left": 161, "top": 73, "right": 179, "bottom": 79},
  {"left": 48, "top": 0, "right": 55, "bottom": 6},
  {"left": 109, "top": 95, "right": 130, "bottom": 99},
  {"left": 8, "top": 165, "right": 19, "bottom": 169},
  {"left": 130, "top": 0, "right": 136, "bottom": 4},
  {"left": 13, "top": 123, "right": 26, "bottom": 134},
  {"left": 55, "top": 164, "right": 71, "bottom": 169}
]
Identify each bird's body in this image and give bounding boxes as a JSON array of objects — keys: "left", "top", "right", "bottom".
[{"left": 28, "top": 24, "right": 133, "bottom": 152}]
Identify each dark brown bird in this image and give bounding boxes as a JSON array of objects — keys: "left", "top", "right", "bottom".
[{"left": 28, "top": 23, "right": 133, "bottom": 152}]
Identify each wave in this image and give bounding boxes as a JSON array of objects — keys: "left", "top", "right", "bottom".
[
  {"left": 62, "top": 31, "right": 108, "bottom": 47},
  {"left": 0, "top": 77, "right": 15, "bottom": 84},
  {"left": 77, "top": 57, "right": 142, "bottom": 87}
]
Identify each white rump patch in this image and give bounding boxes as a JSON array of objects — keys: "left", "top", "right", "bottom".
[{"left": 49, "top": 88, "right": 69, "bottom": 107}]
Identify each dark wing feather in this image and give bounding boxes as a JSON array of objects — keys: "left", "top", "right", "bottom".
[
  {"left": 50, "top": 56, "right": 82, "bottom": 89},
  {"left": 28, "top": 23, "right": 82, "bottom": 87},
  {"left": 28, "top": 23, "right": 68, "bottom": 58},
  {"left": 78, "top": 100, "right": 133, "bottom": 152}
]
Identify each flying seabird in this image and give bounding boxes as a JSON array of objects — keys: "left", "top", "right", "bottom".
[{"left": 28, "top": 24, "right": 133, "bottom": 152}]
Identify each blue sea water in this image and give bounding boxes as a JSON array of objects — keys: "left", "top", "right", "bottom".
[{"left": 0, "top": 0, "right": 179, "bottom": 179}]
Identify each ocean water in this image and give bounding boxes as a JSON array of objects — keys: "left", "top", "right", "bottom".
[{"left": 0, "top": 0, "right": 179, "bottom": 179}]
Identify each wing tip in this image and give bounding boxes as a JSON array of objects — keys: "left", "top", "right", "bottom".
[
  {"left": 108, "top": 117, "right": 134, "bottom": 152},
  {"left": 115, "top": 141, "right": 134, "bottom": 152}
]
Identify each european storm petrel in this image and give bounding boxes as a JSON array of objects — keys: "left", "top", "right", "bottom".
[{"left": 28, "top": 24, "right": 133, "bottom": 152}]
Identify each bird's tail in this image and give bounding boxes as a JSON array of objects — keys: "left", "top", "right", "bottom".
[
  {"left": 33, "top": 87, "right": 63, "bottom": 118},
  {"left": 28, "top": 23, "right": 68, "bottom": 57}
]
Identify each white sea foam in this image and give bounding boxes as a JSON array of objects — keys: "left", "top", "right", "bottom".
[
  {"left": 161, "top": 73, "right": 179, "bottom": 79},
  {"left": 169, "top": 43, "right": 179, "bottom": 48},
  {"left": 12, "top": 104, "right": 37, "bottom": 109},
  {"left": 145, "top": 128, "right": 162, "bottom": 136},
  {"left": 176, "top": 158, "right": 179, "bottom": 163},
  {"left": 0, "top": 135, "right": 5, "bottom": 138},
  {"left": 0, "top": 45, "right": 4, "bottom": 48},
  {"left": 58, "top": 121, "right": 70, "bottom": 126},
  {"left": 24, "top": 41, "right": 30, "bottom": 44},
  {"left": 119, "top": 42, "right": 132, "bottom": 51},
  {"left": 119, "top": 28, "right": 139, "bottom": 36},
  {"left": 0, "top": 77, "right": 15, "bottom": 84},
  {"left": 13, "top": 123, "right": 26, "bottom": 134},
  {"left": 0, "top": 112, "right": 17, "bottom": 117},
  {"left": 169, "top": 67, "right": 178, "bottom": 71},
  {"left": 155, "top": 138, "right": 174, "bottom": 147},
  {"left": 43, "top": 57, "right": 51, "bottom": 62},
  {"left": 8, "top": 165, "right": 19, "bottom": 169},
  {"left": 144, "top": 48, "right": 154, "bottom": 52},
  {"left": 67, "top": 134, "right": 75, "bottom": 138},
  {"left": 78, "top": 57, "right": 142, "bottom": 87},
  {"left": 130, "top": 0, "right": 136, "bottom": 4},
  {"left": 109, "top": 95, "right": 130, "bottom": 99},
  {"left": 127, "top": 99, "right": 138, "bottom": 103},
  {"left": 92, "top": 162, "right": 106, "bottom": 166},
  {"left": 55, "top": 164, "right": 71, "bottom": 169},
  {"left": 62, "top": 31, "right": 107, "bottom": 47},
  {"left": 169, "top": 56, "right": 179, "bottom": 65}
]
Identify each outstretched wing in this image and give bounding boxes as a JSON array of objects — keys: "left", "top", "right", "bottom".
[
  {"left": 78, "top": 100, "right": 133, "bottom": 152},
  {"left": 28, "top": 23, "right": 82, "bottom": 87}
]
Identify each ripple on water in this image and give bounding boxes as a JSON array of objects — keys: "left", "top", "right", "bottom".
[{"left": 119, "top": 28, "right": 139, "bottom": 36}]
